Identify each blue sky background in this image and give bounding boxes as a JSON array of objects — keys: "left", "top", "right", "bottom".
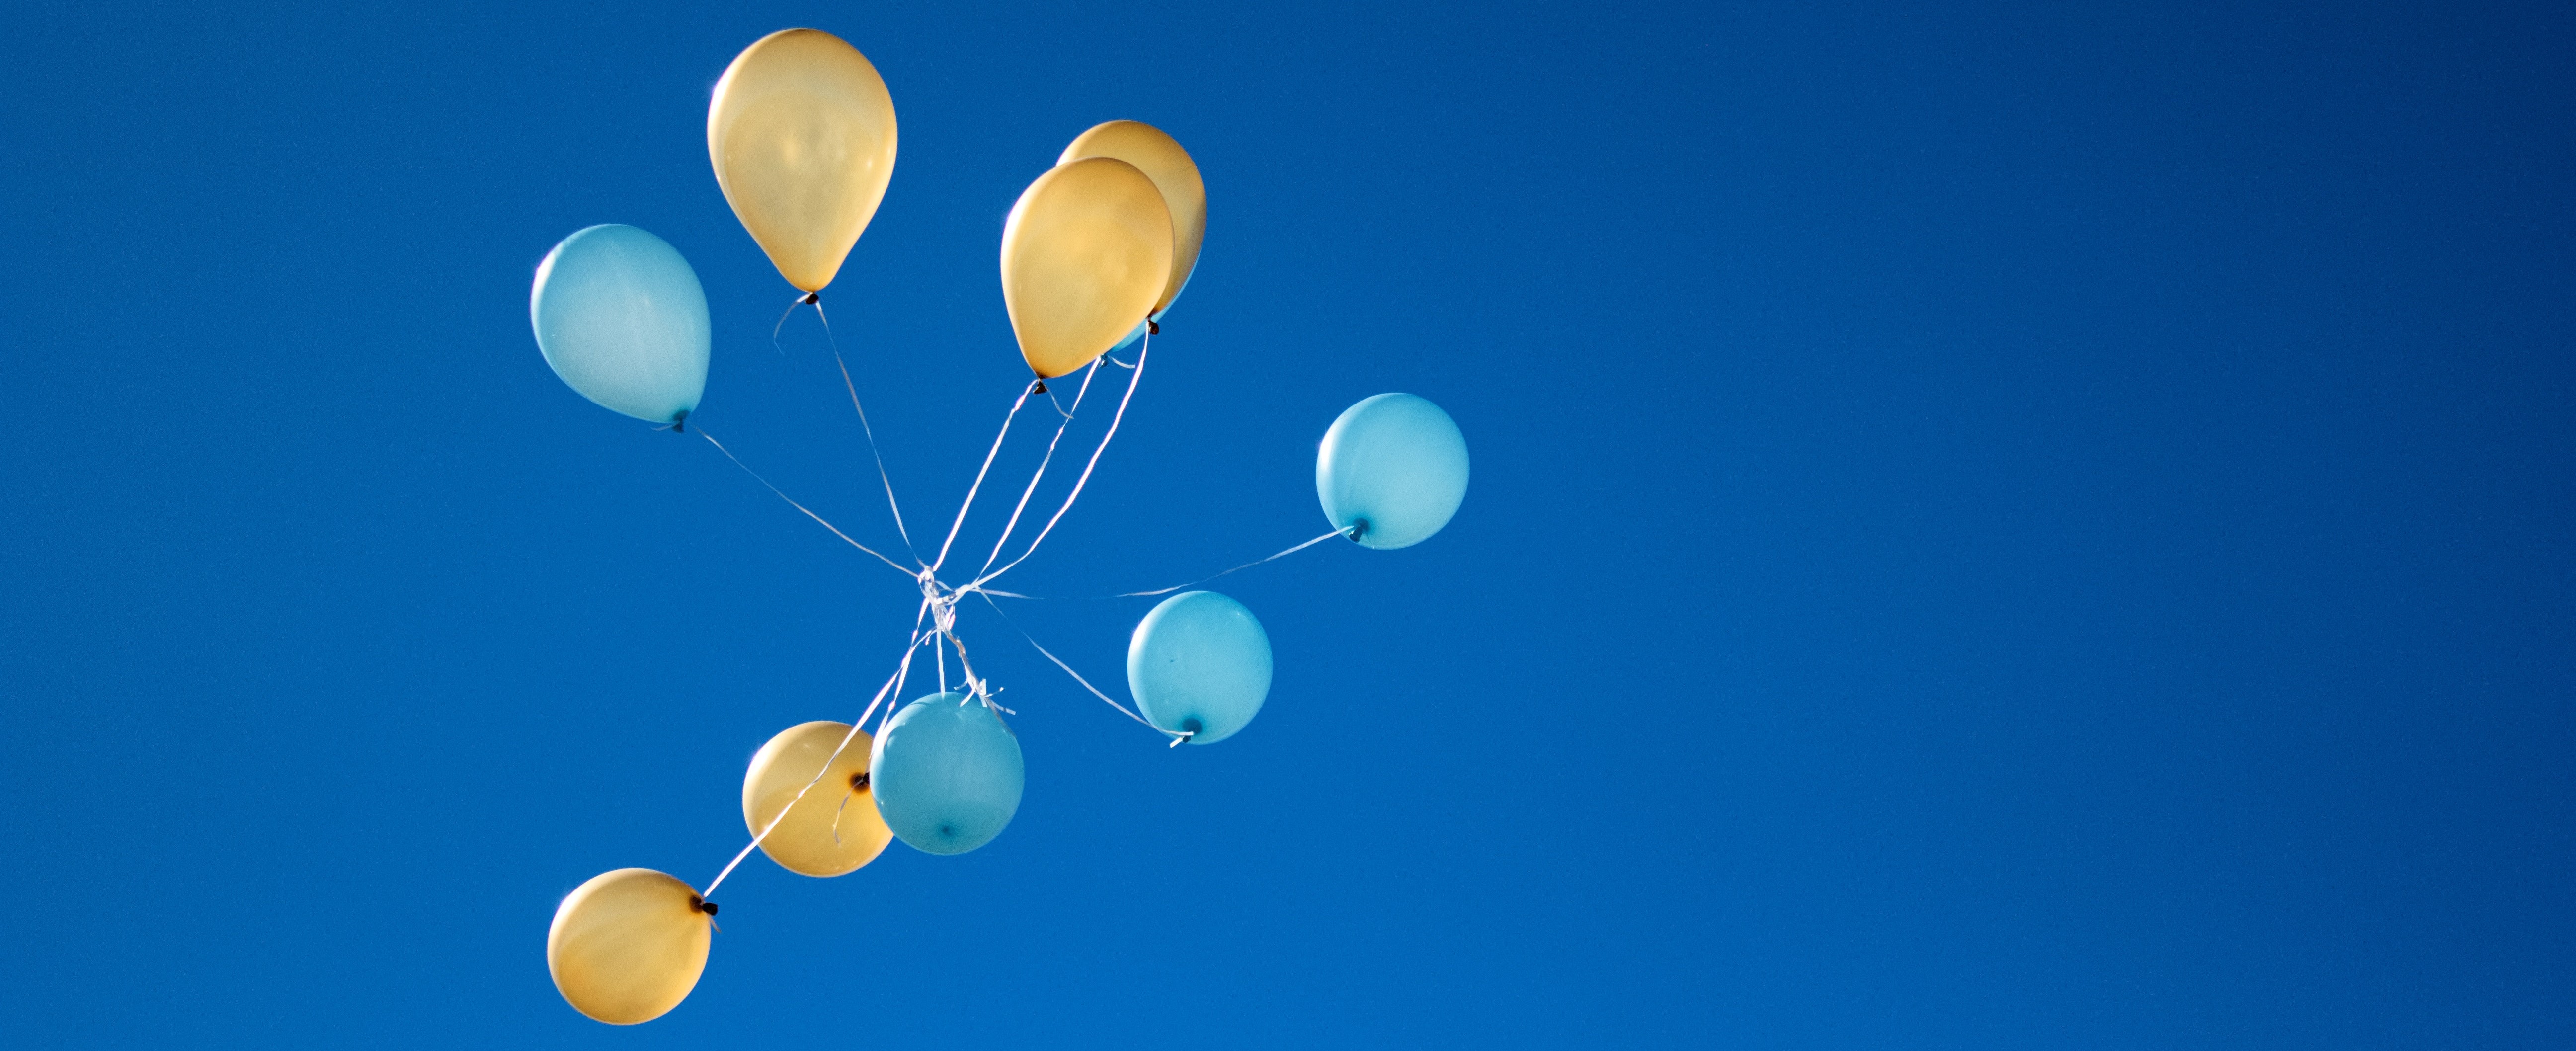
[{"left": 3, "top": 1, "right": 2573, "bottom": 1047}]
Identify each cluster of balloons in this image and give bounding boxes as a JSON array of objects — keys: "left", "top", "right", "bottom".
[{"left": 531, "top": 28, "right": 1468, "bottom": 1027}]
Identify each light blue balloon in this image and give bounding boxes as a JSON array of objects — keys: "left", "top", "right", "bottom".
[
  {"left": 1128, "top": 591, "right": 1272, "bottom": 745},
  {"left": 1316, "top": 393, "right": 1469, "bottom": 549},
  {"left": 869, "top": 691, "right": 1025, "bottom": 855},
  {"left": 529, "top": 224, "right": 709, "bottom": 425}
]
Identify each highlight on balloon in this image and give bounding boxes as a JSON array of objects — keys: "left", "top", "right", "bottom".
[{"left": 520, "top": 27, "right": 1468, "bottom": 1025}]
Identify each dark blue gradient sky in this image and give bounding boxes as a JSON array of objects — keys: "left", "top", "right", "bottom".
[{"left": 2, "top": 2, "right": 2572, "bottom": 1047}]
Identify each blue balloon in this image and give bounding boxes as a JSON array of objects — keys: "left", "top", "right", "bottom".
[
  {"left": 1316, "top": 393, "right": 1469, "bottom": 549},
  {"left": 869, "top": 691, "right": 1025, "bottom": 855},
  {"left": 1128, "top": 591, "right": 1273, "bottom": 745},
  {"left": 529, "top": 224, "right": 710, "bottom": 425}
]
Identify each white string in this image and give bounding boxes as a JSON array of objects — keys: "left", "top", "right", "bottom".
[
  {"left": 971, "top": 335, "right": 1151, "bottom": 589},
  {"left": 814, "top": 303, "right": 923, "bottom": 566},
  {"left": 698, "top": 427, "right": 916, "bottom": 577},
  {"left": 702, "top": 618, "right": 933, "bottom": 899},
  {"left": 930, "top": 382, "right": 1037, "bottom": 573},
  {"left": 976, "top": 360, "right": 1101, "bottom": 579},
  {"left": 876, "top": 616, "right": 922, "bottom": 740},
  {"left": 972, "top": 528, "right": 1349, "bottom": 602},
  {"left": 768, "top": 294, "right": 808, "bottom": 352},
  {"left": 1115, "top": 528, "right": 1350, "bottom": 597}
]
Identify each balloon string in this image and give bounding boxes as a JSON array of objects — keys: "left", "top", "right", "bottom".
[
  {"left": 769, "top": 293, "right": 808, "bottom": 351},
  {"left": 929, "top": 383, "right": 1035, "bottom": 574},
  {"left": 703, "top": 610, "right": 933, "bottom": 900},
  {"left": 970, "top": 334, "right": 1151, "bottom": 589},
  {"left": 931, "top": 600, "right": 1001, "bottom": 712},
  {"left": 812, "top": 299, "right": 924, "bottom": 566},
  {"left": 1110, "top": 528, "right": 1350, "bottom": 597},
  {"left": 971, "top": 590, "right": 1183, "bottom": 741},
  {"left": 970, "top": 529, "right": 1348, "bottom": 602},
  {"left": 829, "top": 786, "right": 855, "bottom": 846},
  {"left": 975, "top": 359, "right": 1102, "bottom": 580},
  {"left": 697, "top": 427, "right": 915, "bottom": 577},
  {"left": 968, "top": 525, "right": 1350, "bottom": 600},
  {"left": 873, "top": 593, "right": 938, "bottom": 749}
]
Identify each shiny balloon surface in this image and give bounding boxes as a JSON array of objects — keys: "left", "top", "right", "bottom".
[
  {"left": 743, "top": 720, "right": 892, "bottom": 877},
  {"left": 1058, "top": 120, "right": 1205, "bottom": 318},
  {"left": 1000, "top": 157, "right": 1172, "bottom": 378},
  {"left": 546, "top": 868, "right": 711, "bottom": 1025},
  {"left": 529, "top": 224, "right": 709, "bottom": 424},
  {"left": 869, "top": 692, "right": 1025, "bottom": 854},
  {"left": 1316, "top": 393, "right": 1471, "bottom": 549},
  {"left": 1128, "top": 590, "right": 1273, "bottom": 744},
  {"left": 708, "top": 29, "right": 897, "bottom": 292}
]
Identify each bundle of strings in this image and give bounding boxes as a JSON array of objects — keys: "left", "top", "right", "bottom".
[{"left": 688, "top": 323, "right": 1338, "bottom": 897}]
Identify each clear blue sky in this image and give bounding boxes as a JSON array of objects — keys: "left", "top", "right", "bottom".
[{"left": 3, "top": 1, "right": 2572, "bottom": 1047}]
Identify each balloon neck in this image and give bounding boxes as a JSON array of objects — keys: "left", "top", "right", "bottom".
[
  {"left": 1030, "top": 379, "right": 1048, "bottom": 395},
  {"left": 849, "top": 771, "right": 869, "bottom": 791},
  {"left": 1345, "top": 520, "right": 1368, "bottom": 542},
  {"left": 798, "top": 291, "right": 820, "bottom": 306},
  {"left": 688, "top": 895, "right": 718, "bottom": 916},
  {"left": 1146, "top": 319, "right": 1160, "bottom": 335},
  {"left": 670, "top": 411, "right": 688, "bottom": 434}
]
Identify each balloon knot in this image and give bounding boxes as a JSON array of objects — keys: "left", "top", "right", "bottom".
[
  {"left": 689, "top": 895, "right": 718, "bottom": 916},
  {"left": 849, "top": 771, "right": 869, "bottom": 791},
  {"left": 1345, "top": 520, "right": 1368, "bottom": 541},
  {"left": 1031, "top": 379, "right": 1048, "bottom": 395},
  {"left": 1147, "top": 319, "right": 1161, "bottom": 335},
  {"left": 670, "top": 411, "right": 687, "bottom": 434},
  {"left": 798, "top": 292, "right": 820, "bottom": 305}
]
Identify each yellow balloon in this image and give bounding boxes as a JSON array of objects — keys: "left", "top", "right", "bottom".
[
  {"left": 1058, "top": 121, "right": 1205, "bottom": 319},
  {"left": 546, "top": 868, "right": 712, "bottom": 1025},
  {"left": 1002, "top": 157, "right": 1173, "bottom": 378},
  {"left": 708, "top": 29, "right": 898, "bottom": 293},
  {"left": 743, "top": 720, "right": 893, "bottom": 877}
]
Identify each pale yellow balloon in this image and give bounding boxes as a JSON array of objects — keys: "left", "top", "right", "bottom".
[
  {"left": 708, "top": 28, "right": 898, "bottom": 293},
  {"left": 743, "top": 720, "right": 893, "bottom": 877},
  {"left": 1002, "top": 157, "right": 1173, "bottom": 378},
  {"left": 546, "top": 868, "right": 712, "bottom": 1025},
  {"left": 1058, "top": 121, "right": 1205, "bottom": 318}
]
